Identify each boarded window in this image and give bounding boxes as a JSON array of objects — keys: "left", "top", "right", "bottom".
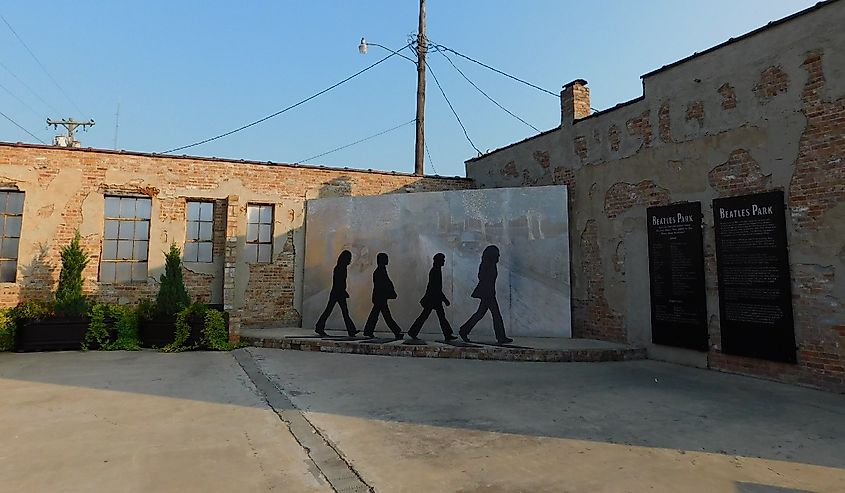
[
  {"left": 245, "top": 204, "right": 273, "bottom": 263},
  {"left": 100, "top": 196, "right": 151, "bottom": 283},
  {"left": 0, "top": 191, "right": 24, "bottom": 282},
  {"left": 184, "top": 201, "right": 214, "bottom": 263}
]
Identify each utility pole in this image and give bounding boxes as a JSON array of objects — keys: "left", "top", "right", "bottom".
[
  {"left": 47, "top": 117, "right": 95, "bottom": 147},
  {"left": 414, "top": 0, "right": 426, "bottom": 176}
]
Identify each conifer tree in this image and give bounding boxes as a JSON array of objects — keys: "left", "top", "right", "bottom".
[
  {"left": 156, "top": 243, "right": 191, "bottom": 316},
  {"left": 54, "top": 231, "right": 90, "bottom": 316}
]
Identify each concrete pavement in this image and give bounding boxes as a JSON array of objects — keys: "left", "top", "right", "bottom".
[{"left": 1, "top": 348, "right": 844, "bottom": 492}]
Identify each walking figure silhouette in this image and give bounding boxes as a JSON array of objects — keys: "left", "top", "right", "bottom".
[
  {"left": 458, "top": 245, "right": 513, "bottom": 344},
  {"left": 408, "top": 253, "right": 457, "bottom": 341},
  {"left": 315, "top": 250, "right": 358, "bottom": 337},
  {"left": 363, "top": 252, "right": 403, "bottom": 340}
]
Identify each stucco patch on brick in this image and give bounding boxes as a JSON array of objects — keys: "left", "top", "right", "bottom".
[{"left": 626, "top": 110, "right": 653, "bottom": 149}]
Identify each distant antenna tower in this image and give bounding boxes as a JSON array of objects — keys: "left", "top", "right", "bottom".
[
  {"left": 47, "top": 117, "right": 95, "bottom": 147},
  {"left": 113, "top": 103, "right": 120, "bottom": 150}
]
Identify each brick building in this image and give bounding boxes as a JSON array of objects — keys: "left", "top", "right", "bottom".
[
  {"left": 0, "top": 144, "right": 469, "bottom": 336},
  {"left": 466, "top": 1, "right": 845, "bottom": 392}
]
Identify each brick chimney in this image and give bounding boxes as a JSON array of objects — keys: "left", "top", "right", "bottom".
[{"left": 561, "top": 79, "right": 590, "bottom": 125}]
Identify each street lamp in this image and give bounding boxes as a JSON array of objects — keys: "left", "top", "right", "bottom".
[{"left": 358, "top": 0, "right": 427, "bottom": 176}]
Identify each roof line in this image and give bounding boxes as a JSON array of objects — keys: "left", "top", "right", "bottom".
[
  {"left": 467, "top": 0, "right": 838, "bottom": 164},
  {"left": 641, "top": 0, "right": 837, "bottom": 78},
  {"left": 0, "top": 141, "right": 471, "bottom": 181}
]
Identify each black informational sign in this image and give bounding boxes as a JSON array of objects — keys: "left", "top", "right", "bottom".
[
  {"left": 713, "top": 191, "right": 796, "bottom": 363},
  {"left": 647, "top": 202, "right": 708, "bottom": 351}
]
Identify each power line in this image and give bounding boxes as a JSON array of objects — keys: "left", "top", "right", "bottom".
[
  {"left": 0, "top": 79, "right": 45, "bottom": 120},
  {"left": 0, "top": 59, "right": 61, "bottom": 115},
  {"left": 424, "top": 140, "right": 437, "bottom": 175},
  {"left": 438, "top": 50, "right": 540, "bottom": 132},
  {"left": 296, "top": 119, "right": 416, "bottom": 164},
  {"left": 425, "top": 58, "right": 481, "bottom": 155},
  {"left": 0, "top": 109, "right": 46, "bottom": 144},
  {"left": 432, "top": 43, "right": 558, "bottom": 97},
  {"left": 162, "top": 45, "right": 409, "bottom": 154},
  {"left": 0, "top": 14, "right": 84, "bottom": 115}
]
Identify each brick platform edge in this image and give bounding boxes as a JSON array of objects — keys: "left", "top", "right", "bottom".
[{"left": 242, "top": 336, "right": 647, "bottom": 363}]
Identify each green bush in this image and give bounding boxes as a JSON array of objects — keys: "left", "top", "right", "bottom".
[
  {"left": 155, "top": 244, "right": 190, "bottom": 317},
  {"left": 54, "top": 232, "right": 91, "bottom": 317},
  {"left": 83, "top": 303, "right": 141, "bottom": 351},
  {"left": 163, "top": 303, "right": 237, "bottom": 352},
  {"left": 83, "top": 303, "right": 111, "bottom": 350},
  {"left": 10, "top": 299, "right": 53, "bottom": 321},
  {"left": 105, "top": 305, "right": 140, "bottom": 351},
  {"left": 163, "top": 303, "right": 206, "bottom": 352},
  {"left": 203, "top": 309, "right": 237, "bottom": 351},
  {"left": 0, "top": 308, "right": 15, "bottom": 351},
  {"left": 136, "top": 299, "right": 157, "bottom": 321}
]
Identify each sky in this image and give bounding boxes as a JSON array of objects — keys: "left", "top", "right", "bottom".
[{"left": 0, "top": 1, "right": 820, "bottom": 177}]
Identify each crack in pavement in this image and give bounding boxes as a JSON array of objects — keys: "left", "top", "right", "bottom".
[{"left": 233, "top": 348, "right": 373, "bottom": 493}]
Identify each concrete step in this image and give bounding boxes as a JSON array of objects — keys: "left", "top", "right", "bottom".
[{"left": 240, "top": 328, "right": 646, "bottom": 363}]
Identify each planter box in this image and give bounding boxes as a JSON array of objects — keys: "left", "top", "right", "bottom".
[
  {"left": 16, "top": 317, "right": 90, "bottom": 352},
  {"left": 138, "top": 317, "right": 175, "bottom": 348},
  {"left": 138, "top": 316, "right": 204, "bottom": 348}
]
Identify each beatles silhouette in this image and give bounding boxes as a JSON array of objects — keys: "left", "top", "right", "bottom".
[
  {"left": 363, "top": 252, "right": 404, "bottom": 339},
  {"left": 315, "top": 246, "right": 512, "bottom": 345},
  {"left": 459, "top": 245, "right": 513, "bottom": 344},
  {"left": 315, "top": 250, "right": 358, "bottom": 337},
  {"left": 408, "top": 253, "right": 457, "bottom": 341}
]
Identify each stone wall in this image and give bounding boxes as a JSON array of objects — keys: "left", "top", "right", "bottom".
[
  {"left": 465, "top": 1, "right": 845, "bottom": 392},
  {"left": 0, "top": 144, "right": 470, "bottom": 335}
]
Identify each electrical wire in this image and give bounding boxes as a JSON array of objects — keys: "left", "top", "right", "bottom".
[
  {"left": 162, "top": 45, "right": 409, "bottom": 154},
  {"left": 0, "top": 14, "right": 84, "bottom": 115},
  {"left": 0, "top": 79, "right": 46, "bottom": 120},
  {"left": 431, "top": 44, "right": 558, "bottom": 97},
  {"left": 0, "top": 59, "right": 60, "bottom": 115},
  {"left": 424, "top": 140, "right": 437, "bottom": 175},
  {"left": 0, "top": 109, "right": 46, "bottom": 144},
  {"left": 295, "top": 119, "right": 416, "bottom": 164},
  {"left": 425, "top": 58, "right": 481, "bottom": 155},
  {"left": 438, "top": 50, "right": 540, "bottom": 132}
]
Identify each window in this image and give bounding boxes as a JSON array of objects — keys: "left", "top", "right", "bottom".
[
  {"left": 184, "top": 201, "right": 214, "bottom": 263},
  {"left": 0, "top": 191, "right": 24, "bottom": 282},
  {"left": 245, "top": 204, "right": 273, "bottom": 263},
  {"left": 100, "top": 196, "right": 151, "bottom": 283}
]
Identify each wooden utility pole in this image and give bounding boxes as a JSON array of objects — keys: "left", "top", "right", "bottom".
[{"left": 414, "top": 0, "right": 426, "bottom": 176}]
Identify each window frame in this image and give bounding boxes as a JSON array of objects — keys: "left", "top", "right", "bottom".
[
  {"left": 0, "top": 190, "right": 25, "bottom": 283},
  {"left": 183, "top": 200, "right": 215, "bottom": 263},
  {"left": 99, "top": 195, "right": 152, "bottom": 284},
  {"left": 245, "top": 203, "right": 274, "bottom": 264}
]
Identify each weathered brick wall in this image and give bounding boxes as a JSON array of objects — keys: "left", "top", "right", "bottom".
[
  {"left": 0, "top": 145, "right": 471, "bottom": 326},
  {"left": 465, "top": 1, "right": 845, "bottom": 392}
]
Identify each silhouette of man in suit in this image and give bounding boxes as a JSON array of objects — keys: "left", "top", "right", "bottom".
[
  {"left": 459, "top": 245, "right": 513, "bottom": 344},
  {"left": 363, "top": 252, "right": 403, "bottom": 339},
  {"left": 315, "top": 250, "right": 358, "bottom": 337},
  {"left": 408, "top": 253, "right": 457, "bottom": 341}
]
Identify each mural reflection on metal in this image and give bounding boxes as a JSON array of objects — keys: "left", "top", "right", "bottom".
[{"left": 303, "top": 185, "right": 571, "bottom": 338}]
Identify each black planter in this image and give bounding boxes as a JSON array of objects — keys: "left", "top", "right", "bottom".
[
  {"left": 185, "top": 313, "right": 204, "bottom": 347},
  {"left": 16, "top": 317, "right": 90, "bottom": 352},
  {"left": 138, "top": 317, "right": 176, "bottom": 348}
]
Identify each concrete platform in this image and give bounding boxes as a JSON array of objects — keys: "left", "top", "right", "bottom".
[{"left": 240, "top": 327, "right": 646, "bottom": 362}]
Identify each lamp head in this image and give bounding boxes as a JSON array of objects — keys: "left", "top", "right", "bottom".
[{"left": 358, "top": 38, "right": 368, "bottom": 55}]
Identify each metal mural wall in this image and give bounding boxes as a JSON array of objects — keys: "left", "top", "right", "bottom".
[{"left": 303, "top": 185, "right": 571, "bottom": 338}]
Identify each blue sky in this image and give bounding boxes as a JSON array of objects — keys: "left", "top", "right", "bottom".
[{"left": 0, "top": 1, "right": 819, "bottom": 177}]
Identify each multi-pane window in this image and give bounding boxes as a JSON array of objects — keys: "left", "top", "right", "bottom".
[
  {"left": 245, "top": 204, "right": 273, "bottom": 263},
  {"left": 184, "top": 201, "right": 214, "bottom": 263},
  {"left": 0, "top": 191, "right": 24, "bottom": 282},
  {"left": 100, "top": 196, "right": 151, "bottom": 283}
]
